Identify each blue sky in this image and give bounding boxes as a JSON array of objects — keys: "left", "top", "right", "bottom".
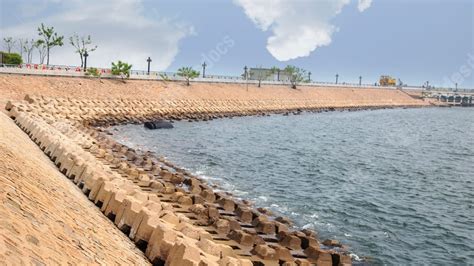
[{"left": 1, "top": 0, "right": 473, "bottom": 87}]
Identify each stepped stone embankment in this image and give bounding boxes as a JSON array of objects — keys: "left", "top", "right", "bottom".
[
  {"left": 1, "top": 75, "right": 429, "bottom": 265},
  {"left": 0, "top": 74, "right": 428, "bottom": 111}
]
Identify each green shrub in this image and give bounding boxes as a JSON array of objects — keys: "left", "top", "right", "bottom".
[
  {"left": 159, "top": 73, "right": 171, "bottom": 82},
  {"left": 85, "top": 67, "right": 101, "bottom": 77},
  {"left": 111, "top": 60, "right": 132, "bottom": 80},
  {"left": 1, "top": 52, "right": 23, "bottom": 65}
]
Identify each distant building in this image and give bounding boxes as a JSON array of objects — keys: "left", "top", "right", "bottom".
[{"left": 244, "top": 67, "right": 291, "bottom": 82}]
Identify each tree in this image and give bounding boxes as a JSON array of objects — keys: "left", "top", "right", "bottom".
[
  {"left": 18, "top": 39, "right": 25, "bottom": 60},
  {"left": 1, "top": 52, "right": 23, "bottom": 65},
  {"left": 284, "top": 65, "right": 307, "bottom": 89},
  {"left": 111, "top": 60, "right": 132, "bottom": 80},
  {"left": 37, "top": 23, "right": 64, "bottom": 65},
  {"left": 34, "top": 40, "right": 47, "bottom": 64},
  {"left": 3, "top": 37, "right": 16, "bottom": 53},
  {"left": 22, "top": 39, "right": 36, "bottom": 64},
  {"left": 69, "top": 33, "right": 97, "bottom": 67},
  {"left": 177, "top": 67, "right": 200, "bottom": 86}
]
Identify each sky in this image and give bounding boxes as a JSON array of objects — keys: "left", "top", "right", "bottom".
[{"left": 0, "top": 0, "right": 473, "bottom": 88}]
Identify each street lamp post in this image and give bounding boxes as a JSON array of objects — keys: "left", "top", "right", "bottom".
[
  {"left": 147, "top": 57, "right": 152, "bottom": 75},
  {"left": 83, "top": 51, "right": 89, "bottom": 71},
  {"left": 359, "top": 76, "right": 362, "bottom": 86},
  {"left": 202, "top": 62, "right": 207, "bottom": 78},
  {"left": 335, "top": 74, "right": 339, "bottom": 84},
  {"left": 244, "top": 66, "right": 248, "bottom": 91}
]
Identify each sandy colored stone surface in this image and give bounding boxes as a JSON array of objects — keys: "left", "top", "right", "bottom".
[
  {"left": 0, "top": 112, "right": 150, "bottom": 265},
  {"left": 0, "top": 74, "right": 426, "bottom": 107}
]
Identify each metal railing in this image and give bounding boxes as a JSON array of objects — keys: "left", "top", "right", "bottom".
[{"left": 1, "top": 63, "right": 472, "bottom": 91}]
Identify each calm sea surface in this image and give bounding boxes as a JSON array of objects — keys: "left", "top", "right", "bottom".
[{"left": 111, "top": 107, "right": 474, "bottom": 265}]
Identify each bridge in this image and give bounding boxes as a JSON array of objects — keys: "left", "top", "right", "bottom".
[{"left": 421, "top": 90, "right": 474, "bottom": 106}]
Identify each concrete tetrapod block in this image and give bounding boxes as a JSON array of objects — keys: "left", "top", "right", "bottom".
[
  {"left": 93, "top": 179, "right": 126, "bottom": 206},
  {"left": 255, "top": 220, "right": 276, "bottom": 235},
  {"left": 217, "top": 197, "right": 236, "bottom": 212},
  {"left": 51, "top": 143, "right": 67, "bottom": 164},
  {"left": 200, "top": 189, "right": 216, "bottom": 203},
  {"left": 279, "top": 234, "right": 302, "bottom": 250},
  {"left": 103, "top": 189, "right": 132, "bottom": 218},
  {"left": 54, "top": 144, "right": 73, "bottom": 168},
  {"left": 274, "top": 246, "right": 294, "bottom": 262},
  {"left": 129, "top": 203, "right": 163, "bottom": 241},
  {"left": 304, "top": 246, "right": 333, "bottom": 266},
  {"left": 58, "top": 151, "right": 77, "bottom": 177},
  {"left": 215, "top": 219, "right": 231, "bottom": 235},
  {"left": 218, "top": 257, "right": 253, "bottom": 266},
  {"left": 39, "top": 131, "right": 60, "bottom": 153},
  {"left": 88, "top": 170, "right": 125, "bottom": 201},
  {"left": 228, "top": 230, "right": 255, "bottom": 247},
  {"left": 336, "top": 254, "right": 352, "bottom": 266},
  {"left": 44, "top": 138, "right": 61, "bottom": 158},
  {"left": 68, "top": 157, "right": 87, "bottom": 181},
  {"left": 82, "top": 168, "right": 111, "bottom": 195},
  {"left": 145, "top": 222, "right": 180, "bottom": 264},
  {"left": 114, "top": 196, "right": 149, "bottom": 233},
  {"left": 73, "top": 163, "right": 96, "bottom": 185},
  {"left": 159, "top": 210, "right": 180, "bottom": 226},
  {"left": 175, "top": 222, "right": 211, "bottom": 241},
  {"left": 197, "top": 238, "right": 236, "bottom": 259},
  {"left": 36, "top": 128, "right": 52, "bottom": 150},
  {"left": 251, "top": 244, "right": 278, "bottom": 260},
  {"left": 235, "top": 206, "right": 253, "bottom": 224},
  {"left": 165, "top": 239, "right": 202, "bottom": 266}
]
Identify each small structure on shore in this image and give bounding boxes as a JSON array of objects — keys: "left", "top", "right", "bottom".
[{"left": 246, "top": 67, "right": 291, "bottom": 82}]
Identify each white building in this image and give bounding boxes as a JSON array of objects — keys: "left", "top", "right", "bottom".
[{"left": 245, "top": 67, "right": 292, "bottom": 82}]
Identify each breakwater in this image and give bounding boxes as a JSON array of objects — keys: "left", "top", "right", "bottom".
[
  {"left": 1, "top": 76, "right": 430, "bottom": 265},
  {"left": 6, "top": 96, "right": 360, "bottom": 265}
]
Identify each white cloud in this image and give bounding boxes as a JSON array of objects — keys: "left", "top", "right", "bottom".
[
  {"left": 358, "top": 0, "right": 373, "bottom": 12},
  {"left": 1, "top": 0, "right": 194, "bottom": 70},
  {"left": 234, "top": 0, "right": 373, "bottom": 61}
]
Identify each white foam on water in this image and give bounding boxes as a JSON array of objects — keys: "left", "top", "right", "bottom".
[
  {"left": 258, "top": 196, "right": 268, "bottom": 202},
  {"left": 232, "top": 189, "right": 249, "bottom": 196},
  {"left": 350, "top": 253, "right": 361, "bottom": 261},
  {"left": 302, "top": 223, "right": 314, "bottom": 230}
]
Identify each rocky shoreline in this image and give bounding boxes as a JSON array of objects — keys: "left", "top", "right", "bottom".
[{"left": 2, "top": 92, "right": 429, "bottom": 265}]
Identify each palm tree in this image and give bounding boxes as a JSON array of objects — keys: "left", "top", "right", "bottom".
[{"left": 177, "top": 67, "right": 200, "bottom": 86}]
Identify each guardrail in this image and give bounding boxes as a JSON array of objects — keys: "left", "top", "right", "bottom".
[{"left": 1, "top": 63, "right": 472, "bottom": 92}]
